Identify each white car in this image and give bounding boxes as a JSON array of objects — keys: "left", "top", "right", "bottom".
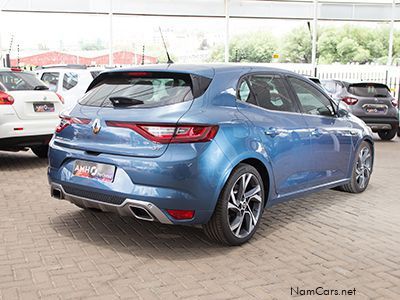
[
  {"left": 36, "top": 65, "right": 103, "bottom": 109},
  {"left": 0, "top": 68, "right": 64, "bottom": 158}
]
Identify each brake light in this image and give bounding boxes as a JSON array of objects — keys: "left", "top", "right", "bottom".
[
  {"left": 342, "top": 97, "right": 358, "bottom": 105},
  {"left": 106, "top": 122, "right": 219, "bottom": 144},
  {"left": 126, "top": 72, "right": 150, "bottom": 77},
  {"left": 166, "top": 209, "right": 195, "bottom": 220},
  {"left": 10, "top": 68, "right": 22, "bottom": 72},
  {"left": 55, "top": 115, "right": 91, "bottom": 133},
  {"left": 56, "top": 93, "right": 64, "bottom": 104},
  {"left": 0, "top": 91, "right": 14, "bottom": 105},
  {"left": 391, "top": 98, "right": 398, "bottom": 107}
]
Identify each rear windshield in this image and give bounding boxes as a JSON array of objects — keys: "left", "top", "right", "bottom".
[
  {"left": 0, "top": 71, "right": 47, "bottom": 91},
  {"left": 80, "top": 72, "right": 194, "bottom": 108},
  {"left": 348, "top": 83, "right": 391, "bottom": 98}
]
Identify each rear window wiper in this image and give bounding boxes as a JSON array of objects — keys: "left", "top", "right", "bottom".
[
  {"left": 33, "top": 85, "right": 49, "bottom": 90},
  {"left": 373, "top": 94, "right": 389, "bottom": 98},
  {"left": 109, "top": 96, "right": 144, "bottom": 107}
]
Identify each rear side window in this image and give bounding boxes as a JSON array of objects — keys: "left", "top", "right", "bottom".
[
  {"left": 41, "top": 72, "right": 59, "bottom": 92},
  {"left": 80, "top": 72, "right": 197, "bottom": 108},
  {"left": 348, "top": 83, "right": 390, "bottom": 98},
  {"left": 63, "top": 72, "right": 79, "bottom": 90},
  {"left": 242, "top": 74, "right": 298, "bottom": 113},
  {"left": 0, "top": 71, "right": 47, "bottom": 91},
  {"left": 237, "top": 80, "right": 257, "bottom": 105}
]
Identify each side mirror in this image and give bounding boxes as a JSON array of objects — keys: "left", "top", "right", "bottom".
[{"left": 337, "top": 108, "right": 349, "bottom": 118}]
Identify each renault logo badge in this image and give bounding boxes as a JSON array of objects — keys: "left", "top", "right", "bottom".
[{"left": 92, "top": 119, "right": 101, "bottom": 134}]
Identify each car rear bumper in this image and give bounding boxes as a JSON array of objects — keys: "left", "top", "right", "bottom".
[
  {"left": 0, "top": 134, "right": 53, "bottom": 150},
  {"left": 47, "top": 138, "right": 233, "bottom": 225},
  {"left": 0, "top": 118, "right": 59, "bottom": 139},
  {"left": 358, "top": 116, "right": 399, "bottom": 131},
  {"left": 50, "top": 183, "right": 173, "bottom": 224}
]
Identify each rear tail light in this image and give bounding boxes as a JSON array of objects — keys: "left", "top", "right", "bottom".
[
  {"left": 342, "top": 97, "right": 358, "bottom": 105},
  {"left": 106, "top": 122, "right": 219, "bottom": 144},
  {"left": 0, "top": 91, "right": 15, "bottom": 105},
  {"left": 55, "top": 115, "right": 91, "bottom": 133},
  {"left": 56, "top": 93, "right": 64, "bottom": 104},
  {"left": 391, "top": 98, "right": 398, "bottom": 107},
  {"left": 166, "top": 209, "right": 195, "bottom": 220},
  {"left": 10, "top": 68, "right": 22, "bottom": 72}
]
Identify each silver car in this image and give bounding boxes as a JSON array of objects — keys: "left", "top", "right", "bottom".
[{"left": 322, "top": 80, "right": 399, "bottom": 140}]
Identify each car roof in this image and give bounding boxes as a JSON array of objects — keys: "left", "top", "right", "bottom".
[
  {"left": 35, "top": 68, "right": 91, "bottom": 73},
  {"left": 0, "top": 68, "right": 35, "bottom": 74},
  {"left": 103, "top": 64, "right": 301, "bottom": 79},
  {"left": 322, "top": 79, "right": 388, "bottom": 86}
]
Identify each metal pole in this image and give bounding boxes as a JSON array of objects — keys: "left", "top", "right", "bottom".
[
  {"left": 0, "top": 0, "right": 5, "bottom": 67},
  {"left": 108, "top": 0, "right": 113, "bottom": 66},
  {"left": 311, "top": 0, "right": 318, "bottom": 76},
  {"left": 388, "top": 0, "right": 395, "bottom": 66},
  {"left": 224, "top": 0, "right": 230, "bottom": 63}
]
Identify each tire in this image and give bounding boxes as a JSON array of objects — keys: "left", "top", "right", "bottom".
[
  {"left": 203, "top": 164, "right": 265, "bottom": 246},
  {"left": 397, "top": 126, "right": 400, "bottom": 138},
  {"left": 378, "top": 128, "right": 397, "bottom": 141},
  {"left": 337, "top": 141, "right": 373, "bottom": 193},
  {"left": 31, "top": 145, "right": 49, "bottom": 158}
]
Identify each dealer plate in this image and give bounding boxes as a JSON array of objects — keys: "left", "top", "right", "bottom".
[{"left": 73, "top": 160, "right": 116, "bottom": 183}]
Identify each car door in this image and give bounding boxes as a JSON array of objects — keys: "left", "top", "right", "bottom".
[
  {"left": 287, "top": 76, "right": 353, "bottom": 185},
  {"left": 236, "top": 72, "right": 314, "bottom": 197}
]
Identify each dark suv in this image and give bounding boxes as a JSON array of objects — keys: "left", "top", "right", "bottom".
[{"left": 322, "top": 80, "right": 399, "bottom": 140}]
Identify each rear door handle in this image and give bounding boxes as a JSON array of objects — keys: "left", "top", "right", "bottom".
[{"left": 311, "top": 128, "right": 323, "bottom": 137}]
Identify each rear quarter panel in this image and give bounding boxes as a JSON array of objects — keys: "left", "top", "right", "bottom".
[{"left": 178, "top": 68, "right": 276, "bottom": 209}]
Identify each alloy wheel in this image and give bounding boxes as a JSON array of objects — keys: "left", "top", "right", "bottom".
[
  {"left": 227, "top": 173, "right": 263, "bottom": 239},
  {"left": 355, "top": 146, "right": 372, "bottom": 189}
]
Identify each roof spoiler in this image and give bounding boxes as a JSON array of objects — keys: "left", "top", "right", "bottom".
[{"left": 36, "top": 64, "right": 87, "bottom": 70}]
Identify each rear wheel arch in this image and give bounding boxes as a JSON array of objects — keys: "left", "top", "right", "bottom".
[
  {"left": 239, "top": 158, "right": 271, "bottom": 206},
  {"left": 214, "top": 156, "right": 272, "bottom": 211}
]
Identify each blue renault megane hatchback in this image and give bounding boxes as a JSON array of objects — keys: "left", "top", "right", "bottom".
[{"left": 48, "top": 65, "right": 374, "bottom": 245}]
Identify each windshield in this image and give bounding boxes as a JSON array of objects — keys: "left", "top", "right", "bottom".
[
  {"left": 79, "top": 72, "right": 194, "bottom": 108},
  {"left": 0, "top": 71, "right": 48, "bottom": 91},
  {"left": 348, "top": 83, "right": 391, "bottom": 98}
]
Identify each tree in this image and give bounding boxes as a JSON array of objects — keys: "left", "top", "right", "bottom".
[
  {"left": 209, "top": 32, "right": 277, "bottom": 63},
  {"left": 280, "top": 27, "right": 312, "bottom": 63},
  {"left": 37, "top": 43, "right": 49, "bottom": 50},
  {"left": 79, "top": 38, "right": 106, "bottom": 51},
  {"left": 318, "top": 25, "right": 388, "bottom": 64}
]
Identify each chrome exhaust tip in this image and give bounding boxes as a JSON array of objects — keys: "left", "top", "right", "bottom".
[
  {"left": 51, "top": 186, "right": 63, "bottom": 199},
  {"left": 129, "top": 205, "right": 154, "bottom": 222}
]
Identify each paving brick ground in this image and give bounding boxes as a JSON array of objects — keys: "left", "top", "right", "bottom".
[{"left": 0, "top": 137, "right": 399, "bottom": 299}]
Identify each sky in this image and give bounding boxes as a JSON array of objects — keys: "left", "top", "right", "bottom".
[
  {"left": 0, "top": 9, "right": 396, "bottom": 63},
  {"left": 0, "top": 12, "right": 389, "bottom": 49}
]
